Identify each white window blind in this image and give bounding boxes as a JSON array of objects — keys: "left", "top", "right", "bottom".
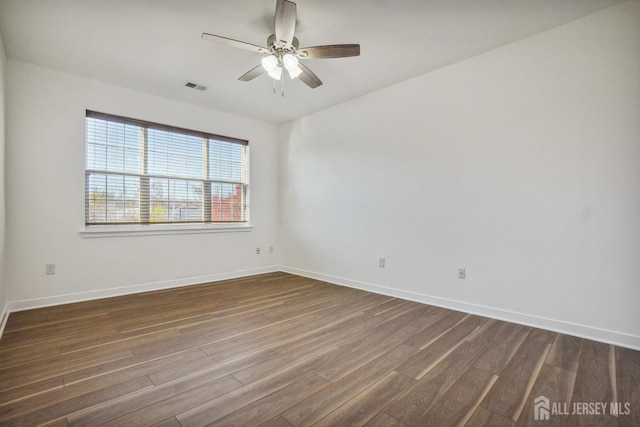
[{"left": 85, "top": 111, "right": 249, "bottom": 226}]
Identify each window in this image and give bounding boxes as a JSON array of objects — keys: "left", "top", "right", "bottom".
[{"left": 85, "top": 111, "right": 249, "bottom": 226}]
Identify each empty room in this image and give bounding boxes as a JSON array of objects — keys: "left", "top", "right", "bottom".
[{"left": 0, "top": 0, "right": 638, "bottom": 426}]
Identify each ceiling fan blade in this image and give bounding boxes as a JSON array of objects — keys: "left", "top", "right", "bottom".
[
  {"left": 238, "top": 64, "right": 265, "bottom": 82},
  {"left": 275, "top": 0, "right": 296, "bottom": 47},
  {"left": 202, "top": 33, "right": 269, "bottom": 54},
  {"left": 297, "top": 44, "right": 360, "bottom": 59},
  {"left": 298, "top": 63, "right": 322, "bottom": 89}
]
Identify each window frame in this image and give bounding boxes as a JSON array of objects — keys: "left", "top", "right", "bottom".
[{"left": 82, "top": 110, "right": 251, "bottom": 237}]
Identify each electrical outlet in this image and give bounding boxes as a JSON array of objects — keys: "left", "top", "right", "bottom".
[
  {"left": 379, "top": 258, "right": 386, "bottom": 268},
  {"left": 46, "top": 264, "right": 56, "bottom": 275},
  {"left": 256, "top": 247, "right": 261, "bottom": 255},
  {"left": 458, "top": 268, "right": 466, "bottom": 279}
]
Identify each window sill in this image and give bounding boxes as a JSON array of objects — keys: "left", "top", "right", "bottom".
[{"left": 80, "top": 223, "right": 253, "bottom": 238}]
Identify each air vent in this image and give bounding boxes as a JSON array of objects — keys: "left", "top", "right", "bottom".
[{"left": 185, "top": 82, "right": 207, "bottom": 91}]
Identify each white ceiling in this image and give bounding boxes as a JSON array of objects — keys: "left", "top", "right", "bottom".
[{"left": 0, "top": 0, "right": 624, "bottom": 124}]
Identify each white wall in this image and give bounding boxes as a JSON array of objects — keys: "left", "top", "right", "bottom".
[
  {"left": 5, "top": 60, "right": 280, "bottom": 305},
  {"left": 280, "top": 1, "right": 640, "bottom": 348},
  {"left": 0, "top": 32, "right": 7, "bottom": 327}
]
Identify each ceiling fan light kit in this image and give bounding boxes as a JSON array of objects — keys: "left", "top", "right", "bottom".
[
  {"left": 260, "top": 50, "right": 301, "bottom": 81},
  {"left": 202, "top": 0, "right": 360, "bottom": 92}
]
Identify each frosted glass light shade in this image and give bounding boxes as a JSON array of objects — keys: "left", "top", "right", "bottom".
[
  {"left": 267, "top": 66, "right": 282, "bottom": 80},
  {"left": 282, "top": 53, "right": 299, "bottom": 71},
  {"left": 261, "top": 55, "right": 279, "bottom": 72},
  {"left": 288, "top": 66, "right": 302, "bottom": 79}
]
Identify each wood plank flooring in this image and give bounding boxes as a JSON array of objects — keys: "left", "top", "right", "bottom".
[{"left": 0, "top": 272, "right": 638, "bottom": 426}]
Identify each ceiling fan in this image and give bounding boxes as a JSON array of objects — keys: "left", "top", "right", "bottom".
[{"left": 202, "top": 0, "right": 360, "bottom": 89}]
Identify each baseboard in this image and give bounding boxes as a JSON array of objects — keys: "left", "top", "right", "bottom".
[
  {"left": 8, "top": 266, "right": 280, "bottom": 313},
  {"left": 280, "top": 266, "right": 640, "bottom": 351},
  {"left": 0, "top": 301, "right": 9, "bottom": 341}
]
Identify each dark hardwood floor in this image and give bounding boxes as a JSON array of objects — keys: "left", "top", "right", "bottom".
[{"left": 0, "top": 272, "right": 638, "bottom": 426}]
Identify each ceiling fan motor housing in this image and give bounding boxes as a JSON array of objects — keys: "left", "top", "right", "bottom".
[{"left": 267, "top": 33, "right": 299, "bottom": 53}]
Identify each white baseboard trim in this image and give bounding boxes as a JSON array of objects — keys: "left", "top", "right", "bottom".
[
  {"left": 8, "top": 266, "right": 280, "bottom": 313},
  {"left": 281, "top": 266, "right": 640, "bottom": 351},
  {"left": 0, "top": 301, "right": 9, "bottom": 341}
]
